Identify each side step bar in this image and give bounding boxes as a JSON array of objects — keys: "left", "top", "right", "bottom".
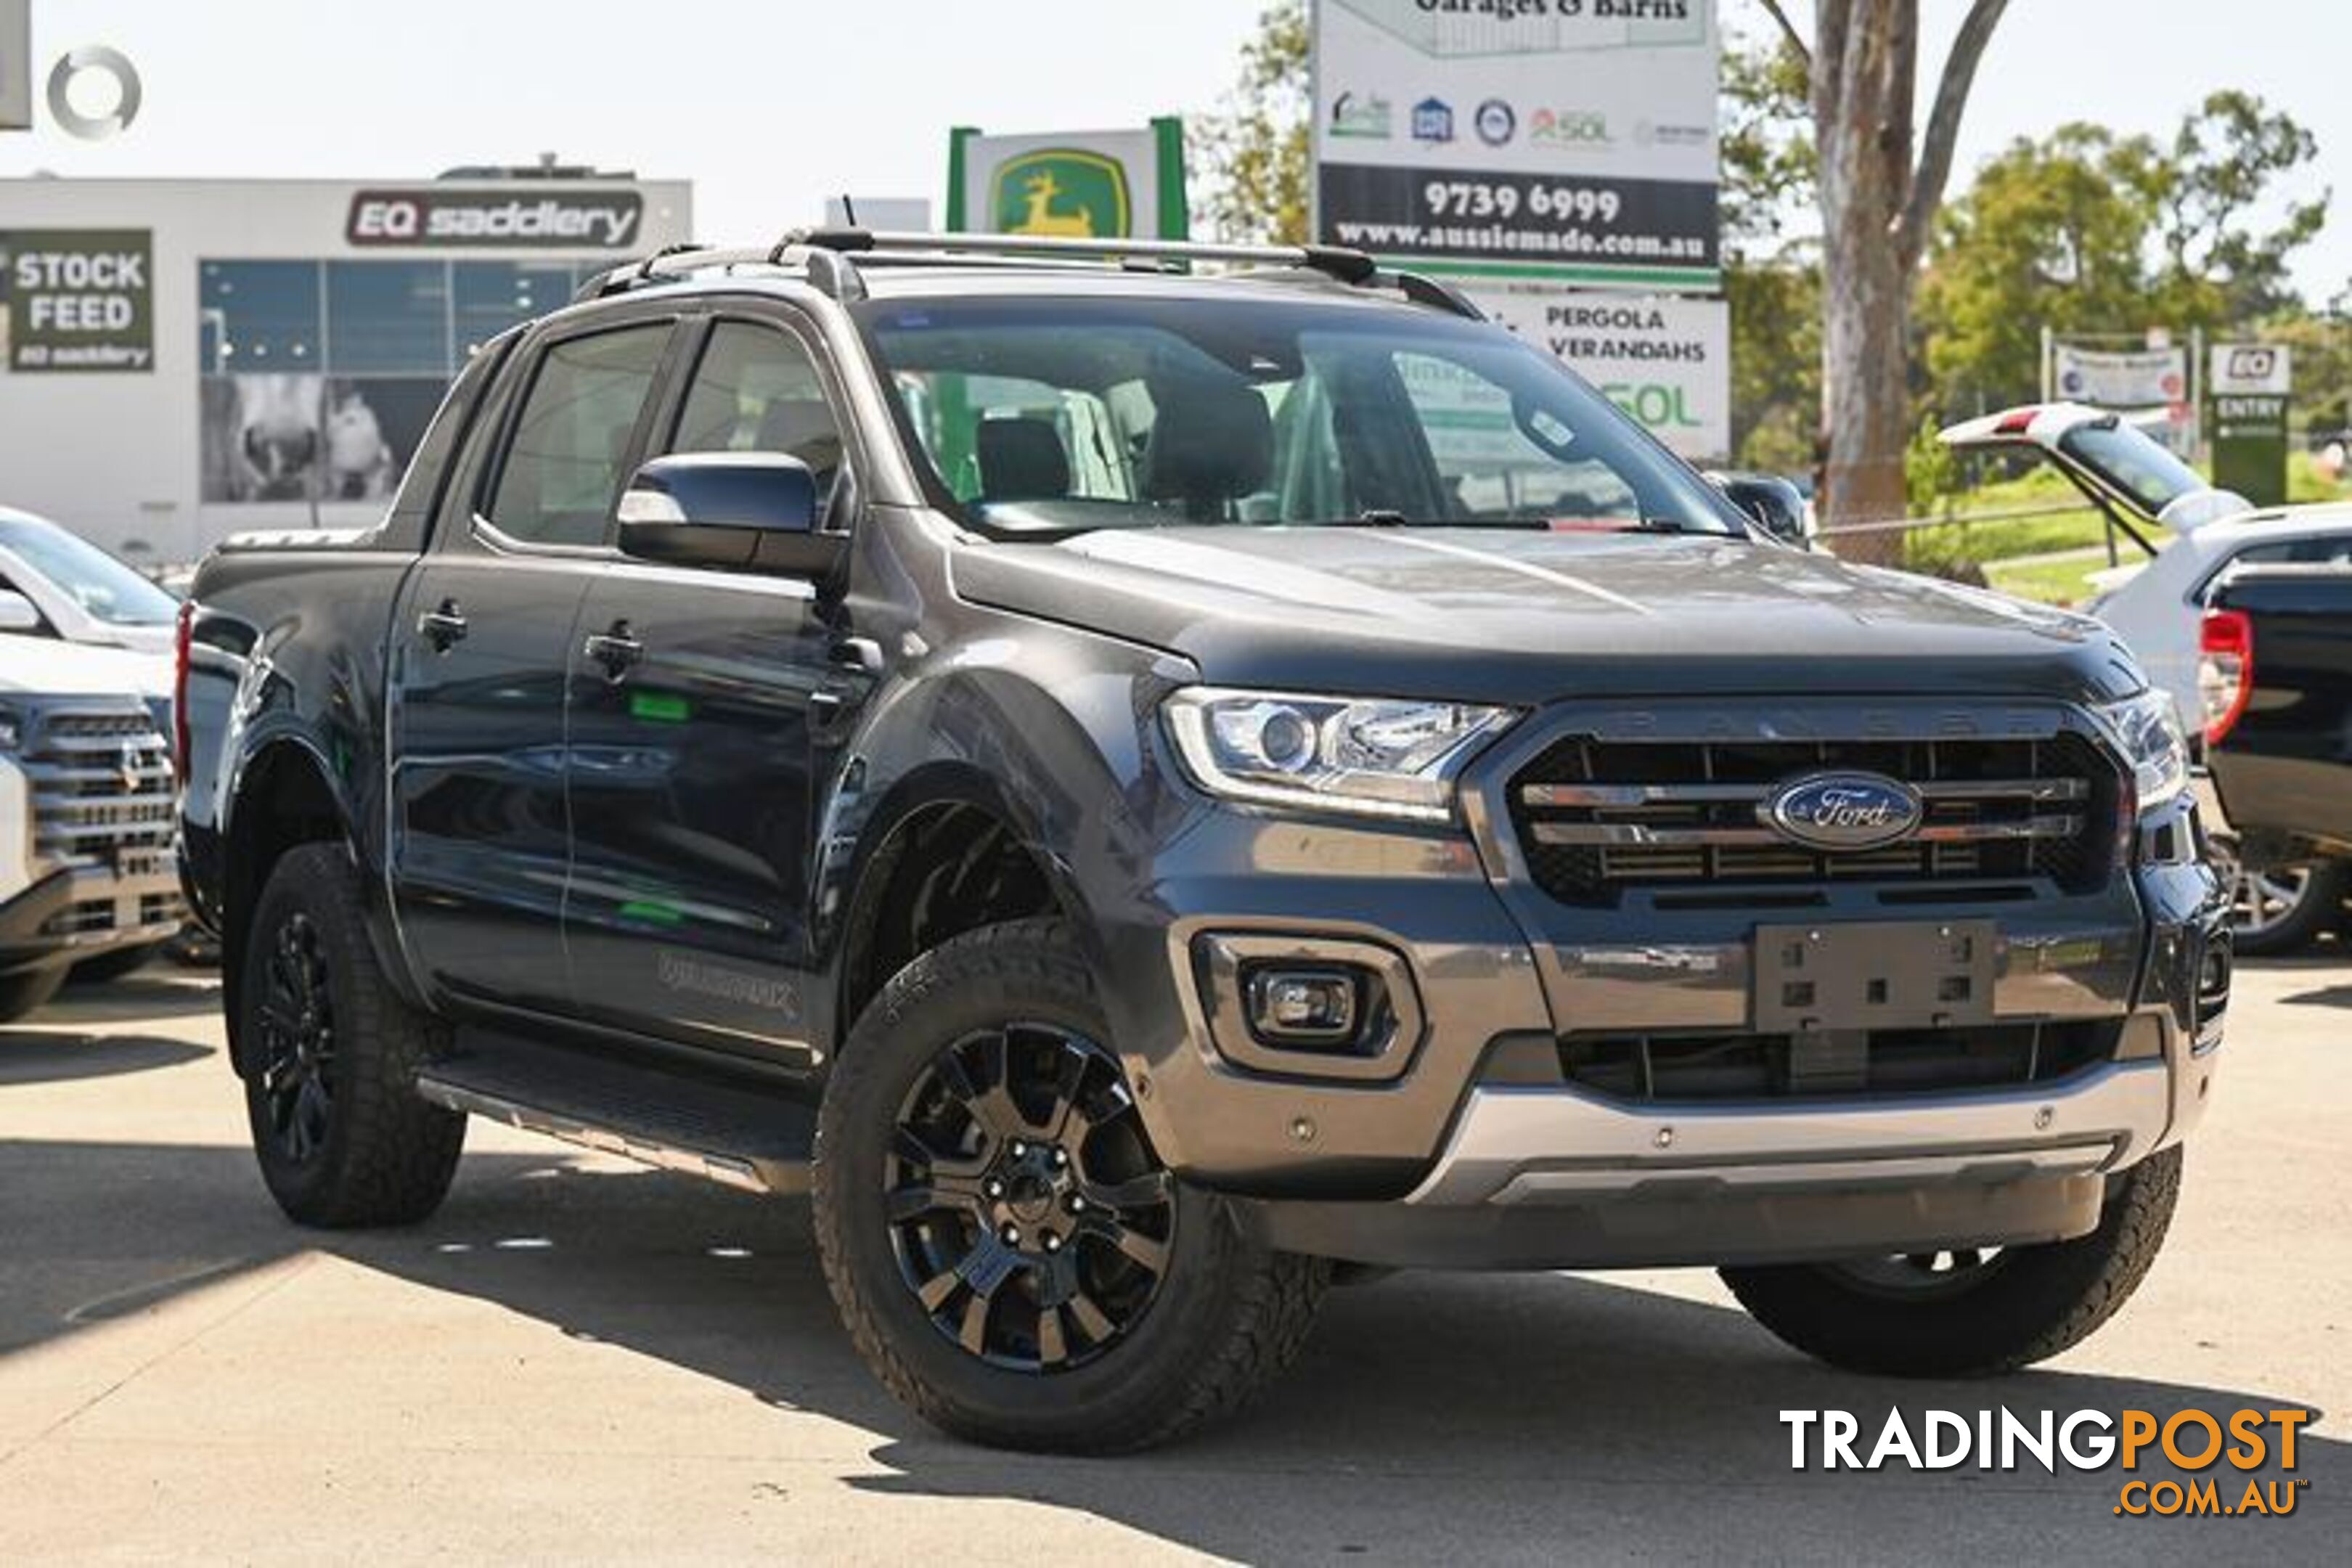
[{"left": 413, "top": 1032, "right": 817, "bottom": 1196}]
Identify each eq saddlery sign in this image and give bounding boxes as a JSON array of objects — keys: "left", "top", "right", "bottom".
[{"left": 0, "top": 229, "right": 154, "bottom": 372}]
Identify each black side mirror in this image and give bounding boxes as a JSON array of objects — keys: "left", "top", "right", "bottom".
[
  {"left": 616, "top": 452, "right": 846, "bottom": 579},
  {"left": 1707, "top": 473, "right": 1810, "bottom": 548}
]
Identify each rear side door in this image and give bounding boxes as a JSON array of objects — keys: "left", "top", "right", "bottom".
[
  {"left": 560, "top": 311, "right": 863, "bottom": 1064},
  {"left": 388, "top": 312, "right": 679, "bottom": 1015}
]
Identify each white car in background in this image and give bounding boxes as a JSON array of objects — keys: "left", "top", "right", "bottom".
[
  {"left": 0, "top": 507, "right": 182, "bottom": 658},
  {"left": 1944, "top": 404, "right": 2352, "bottom": 951}
]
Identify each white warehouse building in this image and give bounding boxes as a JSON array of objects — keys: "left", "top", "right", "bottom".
[{"left": 0, "top": 173, "right": 692, "bottom": 565}]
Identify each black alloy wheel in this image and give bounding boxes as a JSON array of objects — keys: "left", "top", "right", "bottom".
[
  {"left": 885, "top": 1021, "right": 1176, "bottom": 1373},
  {"left": 255, "top": 909, "right": 338, "bottom": 1164}
]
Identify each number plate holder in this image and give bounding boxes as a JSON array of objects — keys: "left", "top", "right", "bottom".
[{"left": 1752, "top": 920, "right": 1997, "bottom": 1033}]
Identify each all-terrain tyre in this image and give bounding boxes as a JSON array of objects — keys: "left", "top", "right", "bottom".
[
  {"left": 1721, "top": 1146, "right": 2182, "bottom": 1377},
  {"left": 813, "top": 918, "right": 1328, "bottom": 1452},
  {"left": 239, "top": 843, "right": 465, "bottom": 1227},
  {"left": 0, "top": 965, "right": 68, "bottom": 1024}
]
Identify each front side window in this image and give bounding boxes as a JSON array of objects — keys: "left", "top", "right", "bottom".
[
  {"left": 485, "top": 323, "right": 670, "bottom": 547},
  {"left": 854, "top": 293, "right": 1738, "bottom": 536},
  {"left": 669, "top": 321, "right": 845, "bottom": 507}
]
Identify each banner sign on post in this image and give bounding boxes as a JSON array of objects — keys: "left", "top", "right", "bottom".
[
  {"left": 2210, "top": 343, "right": 2290, "bottom": 507},
  {"left": 2051, "top": 345, "right": 2187, "bottom": 409},
  {"left": 1, "top": 229, "right": 155, "bottom": 372},
  {"left": 1310, "top": 0, "right": 1720, "bottom": 290},
  {"left": 1469, "top": 286, "right": 1728, "bottom": 462},
  {"left": 1, "top": 0, "right": 30, "bottom": 131},
  {"left": 2051, "top": 342, "right": 2194, "bottom": 455},
  {"left": 947, "top": 120, "right": 1189, "bottom": 240}
]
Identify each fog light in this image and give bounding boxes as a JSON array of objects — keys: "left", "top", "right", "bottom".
[{"left": 1246, "top": 968, "right": 1357, "bottom": 1045}]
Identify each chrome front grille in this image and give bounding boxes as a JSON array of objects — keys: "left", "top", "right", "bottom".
[
  {"left": 24, "top": 707, "right": 177, "bottom": 871},
  {"left": 1511, "top": 732, "right": 2116, "bottom": 905}
]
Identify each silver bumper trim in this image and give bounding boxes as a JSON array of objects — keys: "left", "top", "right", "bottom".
[{"left": 1406, "top": 1058, "right": 2173, "bottom": 1206}]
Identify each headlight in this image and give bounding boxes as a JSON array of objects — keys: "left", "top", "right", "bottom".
[
  {"left": 1163, "top": 687, "right": 1518, "bottom": 823},
  {"left": 2096, "top": 689, "right": 2190, "bottom": 811},
  {"left": 0, "top": 706, "right": 20, "bottom": 751}
]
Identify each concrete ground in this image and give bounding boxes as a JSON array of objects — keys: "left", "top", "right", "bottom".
[{"left": 1, "top": 956, "right": 2345, "bottom": 1566}]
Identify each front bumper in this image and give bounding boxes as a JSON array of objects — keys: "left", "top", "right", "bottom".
[
  {"left": 0, "top": 862, "right": 187, "bottom": 976},
  {"left": 1103, "top": 711, "right": 2226, "bottom": 1270}
]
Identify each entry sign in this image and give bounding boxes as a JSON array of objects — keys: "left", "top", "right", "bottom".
[
  {"left": 1469, "top": 285, "right": 1729, "bottom": 462},
  {"left": 2210, "top": 343, "right": 2290, "bottom": 507},
  {"left": 4, "top": 230, "right": 155, "bottom": 372}
]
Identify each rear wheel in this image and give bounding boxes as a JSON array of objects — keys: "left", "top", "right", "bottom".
[
  {"left": 1721, "top": 1146, "right": 2181, "bottom": 1377},
  {"left": 0, "top": 966, "right": 68, "bottom": 1025},
  {"left": 2223, "top": 855, "right": 2346, "bottom": 957},
  {"left": 240, "top": 844, "right": 465, "bottom": 1227},
  {"left": 813, "top": 919, "right": 1328, "bottom": 1452}
]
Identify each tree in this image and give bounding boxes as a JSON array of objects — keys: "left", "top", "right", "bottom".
[
  {"left": 1761, "top": 0, "right": 2009, "bottom": 559},
  {"left": 1719, "top": 32, "right": 1821, "bottom": 470},
  {"left": 2144, "top": 91, "right": 2327, "bottom": 325},
  {"left": 1193, "top": 0, "right": 1310, "bottom": 245},
  {"left": 1914, "top": 126, "right": 2160, "bottom": 415}
]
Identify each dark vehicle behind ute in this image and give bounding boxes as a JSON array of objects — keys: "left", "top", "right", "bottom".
[
  {"left": 2202, "top": 563, "right": 2352, "bottom": 945},
  {"left": 177, "top": 230, "right": 2229, "bottom": 1452}
]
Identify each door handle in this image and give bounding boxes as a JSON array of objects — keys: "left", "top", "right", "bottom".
[
  {"left": 417, "top": 600, "right": 467, "bottom": 651},
  {"left": 583, "top": 619, "right": 644, "bottom": 682}
]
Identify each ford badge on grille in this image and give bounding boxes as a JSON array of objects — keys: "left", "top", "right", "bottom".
[{"left": 1763, "top": 772, "right": 1924, "bottom": 852}]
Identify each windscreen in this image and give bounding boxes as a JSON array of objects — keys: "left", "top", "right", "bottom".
[
  {"left": 854, "top": 293, "right": 1743, "bottom": 537},
  {"left": 0, "top": 518, "right": 181, "bottom": 626}
]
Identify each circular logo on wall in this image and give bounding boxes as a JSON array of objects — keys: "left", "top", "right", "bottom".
[
  {"left": 46, "top": 46, "right": 143, "bottom": 141},
  {"left": 1474, "top": 98, "right": 1516, "bottom": 147}
]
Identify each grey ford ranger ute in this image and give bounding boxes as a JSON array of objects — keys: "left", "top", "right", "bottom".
[{"left": 175, "top": 230, "right": 2229, "bottom": 1451}]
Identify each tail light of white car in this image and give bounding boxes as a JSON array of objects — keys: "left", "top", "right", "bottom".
[{"left": 2197, "top": 608, "right": 2255, "bottom": 746}]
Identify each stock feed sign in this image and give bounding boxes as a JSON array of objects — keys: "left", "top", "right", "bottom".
[
  {"left": 1312, "top": 0, "right": 1720, "bottom": 289},
  {"left": 1, "top": 229, "right": 154, "bottom": 372}
]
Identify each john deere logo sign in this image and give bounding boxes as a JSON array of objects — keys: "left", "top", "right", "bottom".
[{"left": 989, "top": 150, "right": 1130, "bottom": 239}]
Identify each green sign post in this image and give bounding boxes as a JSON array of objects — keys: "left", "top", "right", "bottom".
[{"left": 2210, "top": 343, "right": 2291, "bottom": 508}]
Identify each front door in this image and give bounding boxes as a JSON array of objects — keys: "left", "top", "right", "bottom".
[
  {"left": 388, "top": 317, "right": 677, "bottom": 1014},
  {"left": 561, "top": 315, "right": 859, "bottom": 1063}
]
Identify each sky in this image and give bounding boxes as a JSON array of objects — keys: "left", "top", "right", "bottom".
[{"left": 3, "top": 1, "right": 2347, "bottom": 298}]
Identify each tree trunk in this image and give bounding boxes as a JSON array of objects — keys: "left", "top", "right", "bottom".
[{"left": 1808, "top": 0, "right": 2009, "bottom": 568}]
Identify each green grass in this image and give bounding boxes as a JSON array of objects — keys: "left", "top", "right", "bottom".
[{"left": 1982, "top": 550, "right": 2119, "bottom": 607}]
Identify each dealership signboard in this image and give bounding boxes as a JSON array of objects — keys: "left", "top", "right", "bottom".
[
  {"left": 1471, "top": 285, "right": 1727, "bottom": 460},
  {"left": 1, "top": 229, "right": 154, "bottom": 371},
  {"left": 1311, "top": 0, "right": 1720, "bottom": 289},
  {"left": 947, "top": 121, "right": 1190, "bottom": 240},
  {"left": 2051, "top": 342, "right": 2194, "bottom": 454}
]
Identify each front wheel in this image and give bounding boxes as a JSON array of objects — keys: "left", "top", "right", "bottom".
[
  {"left": 812, "top": 919, "right": 1328, "bottom": 1452},
  {"left": 1721, "top": 1146, "right": 2181, "bottom": 1377}
]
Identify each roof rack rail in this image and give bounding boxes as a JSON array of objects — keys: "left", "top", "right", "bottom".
[{"left": 571, "top": 231, "right": 1479, "bottom": 317}]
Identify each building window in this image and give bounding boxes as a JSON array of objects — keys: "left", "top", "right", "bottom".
[
  {"left": 453, "top": 262, "right": 578, "bottom": 360},
  {"left": 326, "top": 261, "right": 451, "bottom": 374},
  {"left": 200, "top": 260, "right": 321, "bottom": 369}
]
